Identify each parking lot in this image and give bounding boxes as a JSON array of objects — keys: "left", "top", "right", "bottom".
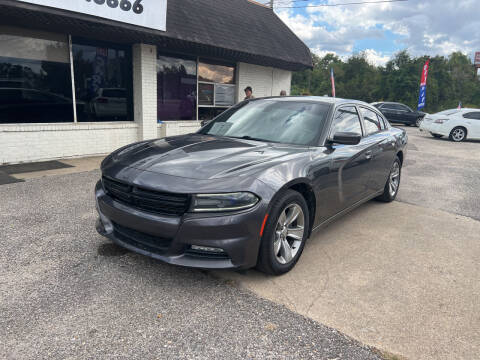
[{"left": 1, "top": 126, "right": 479, "bottom": 359}]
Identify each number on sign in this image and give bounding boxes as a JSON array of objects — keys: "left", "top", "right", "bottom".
[
  {"left": 107, "top": 0, "right": 119, "bottom": 8},
  {"left": 133, "top": 0, "right": 143, "bottom": 14},
  {"left": 120, "top": 0, "right": 132, "bottom": 11}
]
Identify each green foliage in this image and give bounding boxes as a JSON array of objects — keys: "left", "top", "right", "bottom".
[{"left": 292, "top": 51, "right": 480, "bottom": 112}]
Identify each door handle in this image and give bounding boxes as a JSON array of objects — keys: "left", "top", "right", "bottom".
[{"left": 365, "top": 150, "right": 373, "bottom": 160}]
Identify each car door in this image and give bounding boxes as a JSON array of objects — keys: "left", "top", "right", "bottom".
[
  {"left": 358, "top": 106, "right": 396, "bottom": 193},
  {"left": 463, "top": 112, "right": 480, "bottom": 138},
  {"left": 379, "top": 103, "right": 398, "bottom": 123},
  {"left": 398, "top": 104, "right": 417, "bottom": 125},
  {"left": 318, "top": 105, "right": 373, "bottom": 217}
]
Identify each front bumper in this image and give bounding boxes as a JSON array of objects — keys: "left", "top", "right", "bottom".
[{"left": 95, "top": 181, "right": 267, "bottom": 269}]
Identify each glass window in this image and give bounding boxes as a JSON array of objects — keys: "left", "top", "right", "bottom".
[
  {"left": 377, "top": 113, "right": 388, "bottom": 129},
  {"left": 157, "top": 55, "right": 197, "bottom": 121},
  {"left": 0, "top": 26, "right": 73, "bottom": 123},
  {"left": 72, "top": 40, "right": 132, "bottom": 122},
  {"left": 199, "top": 100, "right": 331, "bottom": 146},
  {"left": 463, "top": 112, "right": 480, "bottom": 120},
  {"left": 198, "top": 83, "right": 214, "bottom": 106},
  {"left": 198, "top": 61, "right": 235, "bottom": 84},
  {"left": 330, "top": 106, "right": 362, "bottom": 136},
  {"left": 360, "top": 107, "right": 382, "bottom": 135}
]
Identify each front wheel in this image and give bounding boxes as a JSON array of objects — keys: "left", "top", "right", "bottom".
[
  {"left": 376, "top": 156, "right": 402, "bottom": 202},
  {"left": 257, "top": 190, "right": 309, "bottom": 275},
  {"left": 415, "top": 117, "right": 423, "bottom": 127}
]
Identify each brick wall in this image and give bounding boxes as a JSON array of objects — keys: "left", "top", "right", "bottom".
[
  {"left": 236, "top": 62, "right": 292, "bottom": 102},
  {"left": 0, "top": 123, "right": 138, "bottom": 164}
]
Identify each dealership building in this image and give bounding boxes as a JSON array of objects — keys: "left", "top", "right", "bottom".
[{"left": 0, "top": 0, "right": 311, "bottom": 164}]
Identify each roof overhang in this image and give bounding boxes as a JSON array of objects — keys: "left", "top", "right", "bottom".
[{"left": 0, "top": 0, "right": 312, "bottom": 71}]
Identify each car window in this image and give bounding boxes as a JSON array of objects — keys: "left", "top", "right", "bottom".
[
  {"left": 199, "top": 99, "right": 332, "bottom": 146},
  {"left": 463, "top": 112, "right": 480, "bottom": 120},
  {"left": 330, "top": 106, "right": 362, "bottom": 137},
  {"left": 398, "top": 104, "right": 411, "bottom": 112},
  {"left": 382, "top": 103, "right": 398, "bottom": 110},
  {"left": 360, "top": 107, "right": 382, "bottom": 135},
  {"left": 377, "top": 114, "right": 388, "bottom": 129}
]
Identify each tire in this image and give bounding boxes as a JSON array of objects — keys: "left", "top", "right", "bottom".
[
  {"left": 415, "top": 117, "right": 423, "bottom": 127},
  {"left": 449, "top": 127, "right": 467, "bottom": 142},
  {"left": 376, "top": 156, "right": 402, "bottom": 203},
  {"left": 257, "top": 190, "right": 310, "bottom": 275},
  {"left": 430, "top": 133, "right": 443, "bottom": 138}
]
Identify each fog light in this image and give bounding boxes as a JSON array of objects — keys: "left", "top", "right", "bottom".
[{"left": 191, "top": 245, "right": 225, "bottom": 253}]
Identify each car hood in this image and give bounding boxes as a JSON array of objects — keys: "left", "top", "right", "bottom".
[{"left": 108, "top": 134, "right": 310, "bottom": 180}]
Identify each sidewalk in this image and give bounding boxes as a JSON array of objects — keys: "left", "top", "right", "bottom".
[{"left": 0, "top": 156, "right": 104, "bottom": 185}]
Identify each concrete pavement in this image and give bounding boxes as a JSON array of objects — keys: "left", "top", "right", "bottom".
[{"left": 216, "top": 126, "right": 480, "bottom": 360}]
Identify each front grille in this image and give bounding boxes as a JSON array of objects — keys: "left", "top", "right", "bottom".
[
  {"left": 113, "top": 222, "right": 172, "bottom": 252},
  {"left": 102, "top": 176, "right": 190, "bottom": 216}
]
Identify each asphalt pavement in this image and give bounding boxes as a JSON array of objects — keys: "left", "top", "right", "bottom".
[{"left": 0, "top": 171, "right": 381, "bottom": 359}]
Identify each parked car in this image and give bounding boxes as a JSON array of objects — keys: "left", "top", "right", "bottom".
[
  {"left": 419, "top": 108, "right": 480, "bottom": 142},
  {"left": 90, "top": 88, "right": 127, "bottom": 119},
  {"left": 95, "top": 97, "right": 408, "bottom": 275},
  {"left": 372, "top": 102, "right": 425, "bottom": 127}
]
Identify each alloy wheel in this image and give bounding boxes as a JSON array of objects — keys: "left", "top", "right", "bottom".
[
  {"left": 416, "top": 117, "right": 423, "bottom": 127},
  {"left": 389, "top": 161, "right": 400, "bottom": 197},
  {"left": 451, "top": 128, "right": 466, "bottom": 142},
  {"left": 273, "top": 203, "right": 305, "bottom": 265}
]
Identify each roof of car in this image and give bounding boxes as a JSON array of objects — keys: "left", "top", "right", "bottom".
[{"left": 255, "top": 96, "right": 373, "bottom": 106}]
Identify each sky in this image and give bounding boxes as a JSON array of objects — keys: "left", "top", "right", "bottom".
[{"left": 267, "top": 0, "right": 480, "bottom": 66}]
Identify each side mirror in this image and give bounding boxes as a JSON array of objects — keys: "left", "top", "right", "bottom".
[{"left": 331, "top": 132, "right": 361, "bottom": 146}]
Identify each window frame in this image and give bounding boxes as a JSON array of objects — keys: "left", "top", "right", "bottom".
[
  {"left": 359, "top": 105, "right": 385, "bottom": 136},
  {"left": 328, "top": 104, "right": 365, "bottom": 141}
]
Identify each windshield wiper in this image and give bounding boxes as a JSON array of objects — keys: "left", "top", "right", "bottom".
[{"left": 226, "top": 135, "right": 279, "bottom": 143}]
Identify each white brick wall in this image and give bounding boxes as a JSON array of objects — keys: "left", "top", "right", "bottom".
[
  {"left": 236, "top": 62, "right": 292, "bottom": 102},
  {"left": 0, "top": 123, "right": 138, "bottom": 164},
  {"left": 133, "top": 43, "right": 158, "bottom": 141},
  {"left": 158, "top": 121, "right": 202, "bottom": 138}
]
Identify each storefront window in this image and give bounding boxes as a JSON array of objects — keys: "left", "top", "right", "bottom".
[
  {"left": 198, "top": 60, "right": 236, "bottom": 121},
  {"left": 72, "top": 39, "right": 132, "bottom": 122},
  {"left": 0, "top": 27, "right": 73, "bottom": 123},
  {"left": 157, "top": 55, "right": 197, "bottom": 121}
]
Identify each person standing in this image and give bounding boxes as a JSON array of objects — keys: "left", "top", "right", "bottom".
[
  {"left": 280, "top": 90, "right": 287, "bottom": 96},
  {"left": 244, "top": 86, "right": 254, "bottom": 100}
]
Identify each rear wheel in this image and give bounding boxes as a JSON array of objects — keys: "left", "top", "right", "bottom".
[
  {"left": 257, "top": 190, "right": 309, "bottom": 275},
  {"left": 376, "top": 156, "right": 402, "bottom": 203},
  {"left": 449, "top": 127, "right": 467, "bottom": 142}
]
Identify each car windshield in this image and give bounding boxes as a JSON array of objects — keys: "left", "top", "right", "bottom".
[{"left": 199, "top": 99, "right": 331, "bottom": 146}]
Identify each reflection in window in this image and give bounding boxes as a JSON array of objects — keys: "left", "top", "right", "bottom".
[
  {"left": 198, "top": 60, "right": 236, "bottom": 121},
  {"left": 157, "top": 55, "right": 197, "bottom": 121},
  {"left": 360, "top": 107, "right": 382, "bottom": 135},
  {"left": 0, "top": 27, "right": 73, "bottom": 123},
  {"left": 72, "top": 41, "right": 132, "bottom": 122},
  {"left": 331, "top": 107, "right": 362, "bottom": 136},
  {"left": 198, "top": 62, "right": 235, "bottom": 84}
]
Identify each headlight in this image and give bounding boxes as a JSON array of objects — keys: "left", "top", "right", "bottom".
[
  {"left": 190, "top": 192, "right": 260, "bottom": 212},
  {"left": 434, "top": 118, "right": 449, "bottom": 124}
]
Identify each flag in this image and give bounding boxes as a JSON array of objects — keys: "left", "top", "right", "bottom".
[
  {"left": 330, "top": 68, "right": 336, "bottom": 98},
  {"left": 457, "top": 102, "right": 462, "bottom": 109},
  {"left": 417, "top": 59, "right": 430, "bottom": 110}
]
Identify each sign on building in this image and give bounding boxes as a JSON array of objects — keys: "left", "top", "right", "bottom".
[
  {"left": 475, "top": 52, "right": 480, "bottom": 67},
  {"left": 16, "top": 0, "right": 167, "bottom": 31}
]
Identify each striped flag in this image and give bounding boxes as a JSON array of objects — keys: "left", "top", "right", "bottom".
[{"left": 330, "top": 68, "right": 336, "bottom": 98}]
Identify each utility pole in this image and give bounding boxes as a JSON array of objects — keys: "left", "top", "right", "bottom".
[{"left": 269, "top": 0, "right": 274, "bottom": 9}]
